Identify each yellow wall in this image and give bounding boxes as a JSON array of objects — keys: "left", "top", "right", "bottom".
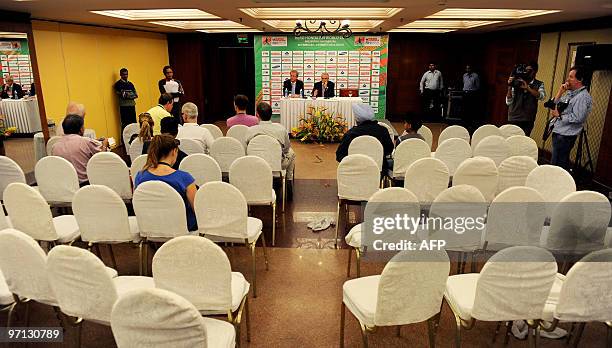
[{"left": 31, "top": 21, "right": 168, "bottom": 140}]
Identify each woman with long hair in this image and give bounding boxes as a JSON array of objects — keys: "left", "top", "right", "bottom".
[
  {"left": 134, "top": 134, "right": 197, "bottom": 231},
  {"left": 129, "top": 112, "right": 154, "bottom": 144}
]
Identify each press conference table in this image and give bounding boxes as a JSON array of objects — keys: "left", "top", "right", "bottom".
[
  {"left": 279, "top": 97, "right": 363, "bottom": 131},
  {"left": 0, "top": 97, "right": 42, "bottom": 133}
]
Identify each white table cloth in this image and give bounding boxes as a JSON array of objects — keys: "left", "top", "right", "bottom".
[
  {"left": 0, "top": 97, "right": 42, "bottom": 133},
  {"left": 280, "top": 97, "right": 363, "bottom": 131}
]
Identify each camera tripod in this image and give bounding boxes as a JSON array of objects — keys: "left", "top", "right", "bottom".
[{"left": 572, "top": 128, "right": 594, "bottom": 182}]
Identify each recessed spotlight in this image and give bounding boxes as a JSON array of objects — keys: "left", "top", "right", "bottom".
[{"left": 90, "top": 9, "right": 219, "bottom": 20}]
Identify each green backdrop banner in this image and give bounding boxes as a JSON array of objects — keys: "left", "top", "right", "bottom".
[{"left": 254, "top": 34, "right": 389, "bottom": 120}]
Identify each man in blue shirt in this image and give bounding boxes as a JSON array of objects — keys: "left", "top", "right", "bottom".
[{"left": 550, "top": 66, "right": 592, "bottom": 170}]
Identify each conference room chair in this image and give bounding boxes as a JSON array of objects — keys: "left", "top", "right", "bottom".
[
  {"left": 444, "top": 246, "right": 558, "bottom": 347},
  {"left": 390, "top": 138, "right": 430, "bottom": 183},
  {"left": 525, "top": 165, "right": 576, "bottom": 218},
  {"left": 111, "top": 288, "right": 236, "bottom": 348},
  {"left": 540, "top": 249, "right": 612, "bottom": 347},
  {"left": 433, "top": 138, "right": 471, "bottom": 177},
  {"left": 345, "top": 187, "right": 419, "bottom": 278},
  {"left": 506, "top": 135, "right": 539, "bottom": 161},
  {"left": 335, "top": 154, "right": 379, "bottom": 249},
  {"left": 403, "top": 157, "right": 450, "bottom": 206},
  {"left": 211, "top": 136, "right": 246, "bottom": 175},
  {"left": 34, "top": 156, "right": 80, "bottom": 207},
  {"left": 226, "top": 124, "right": 250, "bottom": 150},
  {"left": 377, "top": 121, "right": 395, "bottom": 144},
  {"left": 0, "top": 229, "right": 59, "bottom": 327},
  {"left": 497, "top": 156, "right": 539, "bottom": 194},
  {"left": 152, "top": 236, "right": 250, "bottom": 346},
  {"left": 129, "top": 154, "right": 147, "bottom": 183},
  {"left": 0, "top": 202, "right": 12, "bottom": 230},
  {"left": 349, "top": 135, "right": 384, "bottom": 177},
  {"left": 499, "top": 124, "right": 526, "bottom": 138},
  {"left": 3, "top": 183, "right": 80, "bottom": 246},
  {"left": 45, "top": 135, "right": 62, "bottom": 156},
  {"left": 179, "top": 153, "right": 222, "bottom": 187},
  {"left": 179, "top": 137, "right": 207, "bottom": 155},
  {"left": 122, "top": 123, "right": 140, "bottom": 151},
  {"left": 452, "top": 157, "right": 499, "bottom": 202},
  {"left": 0, "top": 155, "right": 27, "bottom": 202},
  {"left": 0, "top": 270, "right": 14, "bottom": 316},
  {"left": 247, "top": 134, "right": 287, "bottom": 212},
  {"left": 46, "top": 245, "right": 155, "bottom": 348},
  {"left": 428, "top": 185, "right": 487, "bottom": 274},
  {"left": 132, "top": 181, "right": 191, "bottom": 275},
  {"left": 128, "top": 137, "right": 145, "bottom": 163},
  {"left": 472, "top": 135, "right": 511, "bottom": 166},
  {"left": 471, "top": 124, "right": 502, "bottom": 151},
  {"left": 201, "top": 123, "right": 224, "bottom": 139},
  {"left": 195, "top": 182, "right": 268, "bottom": 298},
  {"left": 340, "top": 249, "right": 450, "bottom": 348},
  {"left": 417, "top": 124, "right": 434, "bottom": 149},
  {"left": 438, "top": 125, "right": 471, "bottom": 146},
  {"left": 481, "top": 187, "right": 546, "bottom": 253},
  {"left": 86, "top": 152, "right": 133, "bottom": 200},
  {"left": 72, "top": 185, "right": 142, "bottom": 274},
  {"left": 229, "top": 156, "right": 277, "bottom": 246}
]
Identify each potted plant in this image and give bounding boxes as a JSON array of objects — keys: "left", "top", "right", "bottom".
[
  {"left": 290, "top": 106, "right": 348, "bottom": 143},
  {"left": 0, "top": 116, "right": 17, "bottom": 156}
]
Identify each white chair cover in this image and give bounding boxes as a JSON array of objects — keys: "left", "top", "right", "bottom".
[
  {"left": 438, "top": 125, "right": 470, "bottom": 146},
  {"left": 129, "top": 138, "right": 145, "bottom": 163},
  {"left": 543, "top": 191, "right": 611, "bottom": 253},
  {"left": 179, "top": 138, "right": 206, "bottom": 155},
  {"left": 484, "top": 187, "right": 546, "bottom": 249},
  {"left": 200, "top": 124, "right": 223, "bottom": 139},
  {"left": 130, "top": 154, "right": 147, "bottom": 182},
  {"left": 247, "top": 135, "right": 283, "bottom": 172},
  {"left": 337, "top": 154, "right": 379, "bottom": 201},
  {"left": 349, "top": 135, "right": 384, "bottom": 171},
  {"left": 499, "top": 124, "right": 525, "bottom": 138},
  {"left": 226, "top": 124, "right": 249, "bottom": 150},
  {"left": 46, "top": 136, "right": 62, "bottom": 156},
  {"left": 133, "top": 181, "right": 189, "bottom": 240},
  {"left": 525, "top": 165, "right": 576, "bottom": 216},
  {"left": 35, "top": 156, "right": 80, "bottom": 203},
  {"left": 0, "top": 229, "right": 56, "bottom": 305},
  {"left": 403, "top": 158, "right": 449, "bottom": 204},
  {"left": 0, "top": 156, "right": 25, "bottom": 201},
  {"left": 392, "top": 138, "right": 430, "bottom": 178},
  {"left": 433, "top": 138, "right": 471, "bottom": 176},
  {"left": 87, "top": 152, "right": 133, "bottom": 200},
  {"left": 452, "top": 157, "right": 498, "bottom": 202},
  {"left": 472, "top": 135, "right": 510, "bottom": 166},
  {"left": 497, "top": 156, "right": 538, "bottom": 194},
  {"left": 471, "top": 124, "right": 502, "bottom": 150},
  {"left": 111, "top": 288, "right": 236, "bottom": 348},
  {"left": 211, "top": 137, "right": 246, "bottom": 173},
  {"left": 73, "top": 185, "right": 139, "bottom": 243},
  {"left": 179, "top": 154, "right": 222, "bottom": 187},
  {"left": 417, "top": 125, "right": 433, "bottom": 148},
  {"left": 122, "top": 123, "right": 140, "bottom": 150},
  {"left": 506, "top": 135, "right": 538, "bottom": 161},
  {"left": 377, "top": 122, "right": 395, "bottom": 143},
  {"left": 229, "top": 156, "right": 274, "bottom": 205},
  {"left": 0, "top": 270, "right": 12, "bottom": 306}
]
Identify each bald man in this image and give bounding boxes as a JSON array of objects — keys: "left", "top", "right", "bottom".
[
  {"left": 312, "top": 73, "right": 335, "bottom": 98},
  {"left": 66, "top": 102, "right": 86, "bottom": 118},
  {"left": 1, "top": 76, "right": 24, "bottom": 99}
]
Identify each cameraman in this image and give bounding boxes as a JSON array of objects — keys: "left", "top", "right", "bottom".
[
  {"left": 506, "top": 62, "right": 545, "bottom": 136},
  {"left": 550, "top": 66, "right": 592, "bottom": 170}
]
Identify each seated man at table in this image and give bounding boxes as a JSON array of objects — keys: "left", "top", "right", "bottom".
[
  {"left": 245, "top": 101, "right": 296, "bottom": 182},
  {"left": 52, "top": 114, "right": 108, "bottom": 184},
  {"left": 335, "top": 103, "right": 394, "bottom": 168},
  {"left": 282, "top": 70, "right": 304, "bottom": 97},
  {"left": 312, "top": 73, "right": 335, "bottom": 98},
  {"left": 177, "top": 102, "right": 214, "bottom": 153},
  {"left": 227, "top": 94, "right": 259, "bottom": 128},
  {"left": 1, "top": 76, "right": 24, "bottom": 99}
]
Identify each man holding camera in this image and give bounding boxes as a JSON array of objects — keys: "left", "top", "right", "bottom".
[
  {"left": 549, "top": 66, "right": 592, "bottom": 170},
  {"left": 506, "top": 62, "right": 545, "bottom": 136}
]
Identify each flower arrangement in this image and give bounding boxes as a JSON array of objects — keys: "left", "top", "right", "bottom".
[
  {"left": 0, "top": 116, "right": 17, "bottom": 137},
  {"left": 290, "top": 106, "right": 348, "bottom": 143}
]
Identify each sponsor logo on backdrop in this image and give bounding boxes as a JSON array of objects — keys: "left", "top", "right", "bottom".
[
  {"left": 354, "top": 36, "right": 382, "bottom": 47},
  {"left": 262, "top": 36, "right": 288, "bottom": 47}
]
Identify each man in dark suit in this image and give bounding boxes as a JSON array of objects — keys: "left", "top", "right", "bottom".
[
  {"left": 282, "top": 69, "right": 304, "bottom": 97},
  {"left": 312, "top": 73, "right": 335, "bottom": 98},
  {"left": 1, "top": 76, "right": 24, "bottom": 99}
]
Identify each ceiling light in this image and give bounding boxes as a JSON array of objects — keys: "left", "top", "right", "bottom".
[
  {"left": 197, "top": 29, "right": 262, "bottom": 33},
  {"left": 427, "top": 8, "right": 561, "bottom": 19},
  {"left": 389, "top": 29, "right": 455, "bottom": 33},
  {"left": 240, "top": 8, "right": 402, "bottom": 19},
  {"left": 263, "top": 20, "right": 382, "bottom": 32},
  {"left": 90, "top": 9, "right": 219, "bottom": 20},
  {"left": 399, "top": 20, "right": 501, "bottom": 29},
  {"left": 150, "top": 21, "right": 246, "bottom": 30},
  {"left": 0, "top": 32, "right": 28, "bottom": 38}
]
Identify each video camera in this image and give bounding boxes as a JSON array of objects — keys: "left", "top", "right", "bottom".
[
  {"left": 509, "top": 64, "right": 530, "bottom": 89},
  {"left": 543, "top": 98, "right": 569, "bottom": 113}
]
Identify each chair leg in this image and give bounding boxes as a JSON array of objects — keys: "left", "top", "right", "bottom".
[
  {"left": 355, "top": 248, "right": 361, "bottom": 278},
  {"left": 249, "top": 242, "right": 257, "bottom": 298},
  {"left": 428, "top": 317, "right": 437, "bottom": 348},
  {"left": 245, "top": 297, "right": 251, "bottom": 342},
  {"left": 340, "top": 302, "right": 346, "bottom": 348},
  {"left": 335, "top": 200, "right": 341, "bottom": 249},
  {"left": 281, "top": 174, "right": 286, "bottom": 212},
  {"left": 527, "top": 324, "right": 535, "bottom": 348},
  {"left": 261, "top": 233, "right": 269, "bottom": 271},
  {"left": 138, "top": 241, "right": 143, "bottom": 276},
  {"left": 606, "top": 322, "right": 612, "bottom": 348},
  {"left": 108, "top": 244, "right": 117, "bottom": 272},
  {"left": 346, "top": 248, "right": 352, "bottom": 278},
  {"left": 143, "top": 241, "right": 149, "bottom": 276},
  {"left": 570, "top": 323, "right": 585, "bottom": 348},
  {"left": 6, "top": 301, "right": 17, "bottom": 328},
  {"left": 454, "top": 316, "right": 462, "bottom": 348},
  {"left": 503, "top": 321, "right": 512, "bottom": 345},
  {"left": 396, "top": 325, "right": 401, "bottom": 337},
  {"left": 359, "top": 324, "right": 369, "bottom": 348},
  {"left": 271, "top": 202, "right": 276, "bottom": 247},
  {"left": 24, "top": 300, "right": 30, "bottom": 327},
  {"left": 234, "top": 320, "right": 241, "bottom": 348}
]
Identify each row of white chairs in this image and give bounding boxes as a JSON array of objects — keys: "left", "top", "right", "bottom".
[
  {"left": 400, "top": 123, "right": 526, "bottom": 150},
  {"left": 0, "top": 229, "right": 250, "bottom": 347}
]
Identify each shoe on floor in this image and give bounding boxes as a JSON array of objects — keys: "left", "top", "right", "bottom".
[
  {"left": 540, "top": 326, "right": 567, "bottom": 339},
  {"left": 511, "top": 320, "right": 528, "bottom": 340}
]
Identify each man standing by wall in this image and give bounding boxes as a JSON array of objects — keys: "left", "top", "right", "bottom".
[
  {"left": 550, "top": 66, "right": 592, "bottom": 170},
  {"left": 114, "top": 68, "right": 138, "bottom": 133},
  {"left": 506, "top": 62, "right": 545, "bottom": 136},
  {"left": 462, "top": 65, "right": 480, "bottom": 131},
  {"left": 158, "top": 65, "right": 184, "bottom": 124},
  {"left": 420, "top": 63, "right": 443, "bottom": 121}
]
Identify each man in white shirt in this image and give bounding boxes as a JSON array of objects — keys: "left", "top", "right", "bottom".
[
  {"left": 176, "top": 102, "right": 214, "bottom": 153},
  {"left": 419, "top": 63, "right": 444, "bottom": 120},
  {"left": 245, "top": 102, "right": 296, "bottom": 181}
]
